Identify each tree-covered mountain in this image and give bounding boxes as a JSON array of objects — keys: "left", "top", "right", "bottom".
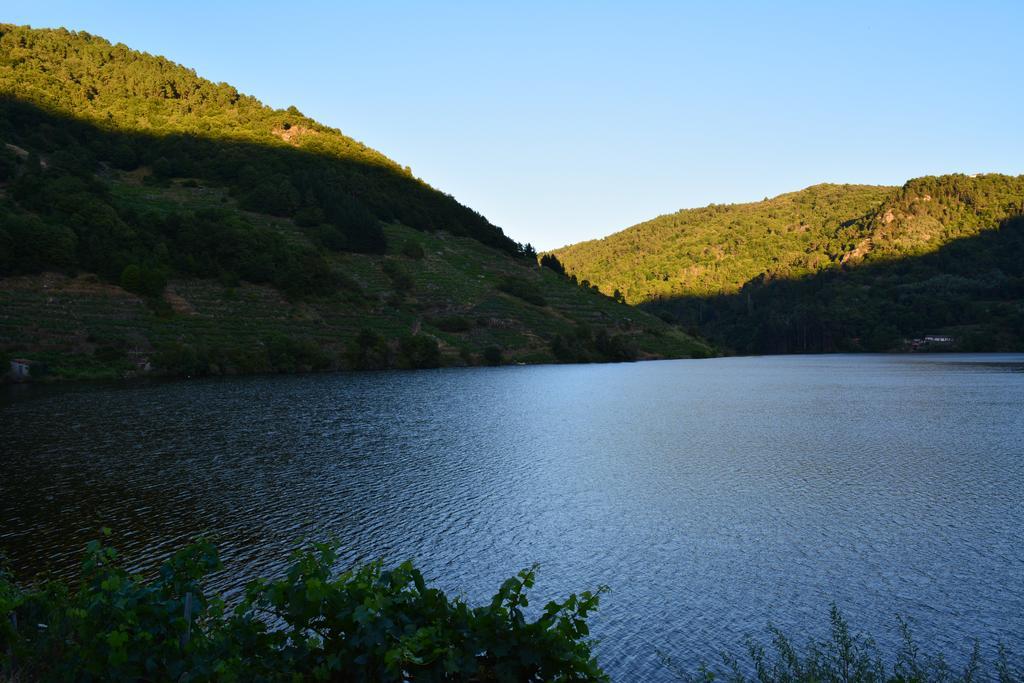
[
  {"left": 552, "top": 175, "right": 1024, "bottom": 353},
  {"left": 0, "top": 25, "right": 710, "bottom": 379}
]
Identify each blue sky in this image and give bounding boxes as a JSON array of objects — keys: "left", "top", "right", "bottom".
[{"left": 8, "top": 1, "right": 1023, "bottom": 249}]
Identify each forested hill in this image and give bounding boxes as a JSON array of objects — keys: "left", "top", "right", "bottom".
[
  {"left": 553, "top": 183, "right": 896, "bottom": 301},
  {"left": 0, "top": 23, "right": 516, "bottom": 255},
  {"left": 0, "top": 25, "right": 710, "bottom": 379},
  {"left": 552, "top": 175, "right": 1024, "bottom": 353}
]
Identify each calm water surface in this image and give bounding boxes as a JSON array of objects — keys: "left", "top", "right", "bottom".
[{"left": 2, "top": 354, "right": 1023, "bottom": 678}]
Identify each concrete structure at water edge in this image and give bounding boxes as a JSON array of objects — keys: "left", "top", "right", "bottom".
[
  {"left": 9, "top": 358, "right": 33, "bottom": 380},
  {"left": 10, "top": 358, "right": 31, "bottom": 378},
  {"left": 909, "top": 335, "right": 956, "bottom": 351}
]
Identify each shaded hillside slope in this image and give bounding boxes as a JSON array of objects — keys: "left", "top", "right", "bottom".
[
  {"left": 553, "top": 175, "right": 1024, "bottom": 353},
  {"left": 0, "top": 26, "right": 710, "bottom": 379},
  {"left": 657, "top": 214, "right": 1024, "bottom": 353}
]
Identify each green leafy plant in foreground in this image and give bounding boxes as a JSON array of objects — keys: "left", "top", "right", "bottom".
[
  {"left": 661, "top": 603, "right": 1021, "bottom": 683},
  {"left": 0, "top": 534, "right": 608, "bottom": 682}
]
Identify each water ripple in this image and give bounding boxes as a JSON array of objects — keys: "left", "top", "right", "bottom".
[{"left": 1, "top": 354, "right": 1023, "bottom": 679}]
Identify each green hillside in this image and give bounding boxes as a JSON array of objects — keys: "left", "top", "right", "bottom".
[
  {"left": 552, "top": 175, "right": 1024, "bottom": 353},
  {"left": 0, "top": 25, "right": 710, "bottom": 379},
  {"left": 553, "top": 184, "right": 896, "bottom": 301}
]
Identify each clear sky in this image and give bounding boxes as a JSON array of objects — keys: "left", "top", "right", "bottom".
[{"left": 7, "top": 1, "right": 1023, "bottom": 249}]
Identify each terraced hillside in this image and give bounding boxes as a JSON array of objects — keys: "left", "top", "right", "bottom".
[
  {"left": 0, "top": 25, "right": 710, "bottom": 379},
  {"left": 0, "top": 206, "right": 710, "bottom": 379}
]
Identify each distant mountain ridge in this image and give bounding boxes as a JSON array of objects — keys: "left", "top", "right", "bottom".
[
  {"left": 552, "top": 175, "right": 1024, "bottom": 353},
  {"left": 0, "top": 25, "right": 709, "bottom": 379}
]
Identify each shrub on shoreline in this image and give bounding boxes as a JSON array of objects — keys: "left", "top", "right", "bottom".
[
  {"left": 3, "top": 539, "right": 1020, "bottom": 682},
  {"left": 660, "top": 603, "right": 1020, "bottom": 683},
  {"left": 0, "top": 535, "right": 608, "bottom": 681}
]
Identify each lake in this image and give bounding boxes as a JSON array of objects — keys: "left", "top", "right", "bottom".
[{"left": 2, "top": 354, "right": 1023, "bottom": 679}]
